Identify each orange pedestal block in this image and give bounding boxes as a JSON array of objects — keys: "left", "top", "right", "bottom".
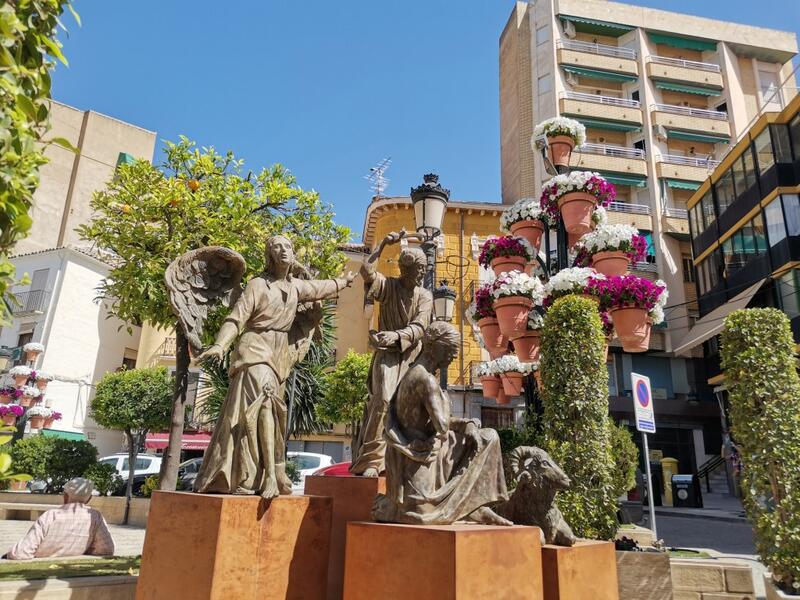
[
  {"left": 303, "top": 475, "right": 385, "bottom": 600},
  {"left": 542, "top": 540, "right": 619, "bottom": 600},
  {"left": 343, "top": 522, "right": 543, "bottom": 600},
  {"left": 136, "top": 491, "right": 332, "bottom": 600}
]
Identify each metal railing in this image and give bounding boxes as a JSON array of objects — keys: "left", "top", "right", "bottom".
[
  {"left": 632, "top": 261, "right": 658, "bottom": 273},
  {"left": 577, "top": 143, "right": 646, "bottom": 160},
  {"left": 650, "top": 103, "right": 728, "bottom": 120},
  {"left": 663, "top": 206, "right": 689, "bottom": 219},
  {"left": 562, "top": 91, "right": 641, "bottom": 109},
  {"left": 647, "top": 55, "right": 720, "bottom": 73},
  {"left": 157, "top": 337, "right": 176, "bottom": 357},
  {"left": 556, "top": 39, "right": 637, "bottom": 60},
  {"left": 697, "top": 455, "right": 726, "bottom": 492},
  {"left": 10, "top": 290, "right": 51, "bottom": 315},
  {"left": 658, "top": 153, "right": 720, "bottom": 168},
  {"left": 607, "top": 201, "right": 650, "bottom": 215}
]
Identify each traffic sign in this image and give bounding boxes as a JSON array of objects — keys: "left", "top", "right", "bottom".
[{"left": 631, "top": 372, "right": 656, "bottom": 433}]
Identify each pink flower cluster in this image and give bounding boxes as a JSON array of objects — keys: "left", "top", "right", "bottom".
[
  {"left": 0, "top": 387, "right": 22, "bottom": 399},
  {"left": 51, "top": 411, "right": 63, "bottom": 421},
  {"left": 539, "top": 174, "right": 616, "bottom": 221},
  {"left": 627, "top": 234, "right": 648, "bottom": 264},
  {"left": 587, "top": 275, "right": 666, "bottom": 312},
  {"left": 478, "top": 236, "right": 533, "bottom": 267},
  {"left": 472, "top": 284, "right": 496, "bottom": 320},
  {"left": 573, "top": 247, "right": 591, "bottom": 268},
  {"left": 0, "top": 404, "right": 24, "bottom": 418},
  {"left": 600, "top": 311, "right": 614, "bottom": 337}
]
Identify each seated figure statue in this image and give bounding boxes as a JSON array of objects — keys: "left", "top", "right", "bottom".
[{"left": 373, "top": 321, "right": 511, "bottom": 526}]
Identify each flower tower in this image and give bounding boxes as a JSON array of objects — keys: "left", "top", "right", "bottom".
[{"left": 0, "top": 343, "right": 60, "bottom": 434}]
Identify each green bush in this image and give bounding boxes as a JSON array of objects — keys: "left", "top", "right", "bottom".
[
  {"left": 141, "top": 475, "right": 159, "bottom": 498},
  {"left": 316, "top": 350, "right": 371, "bottom": 429},
  {"left": 608, "top": 419, "right": 638, "bottom": 498},
  {"left": 12, "top": 436, "right": 97, "bottom": 494},
  {"left": 285, "top": 459, "right": 301, "bottom": 484},
  {"left": 540, "top": 295, "right": 617, "bottom": 540},
  {"left": 83, "top": 462, "right": 123, "bottom": 496},
  {"left": 720, "top": 308, "right": 800, "bottom": 592}
]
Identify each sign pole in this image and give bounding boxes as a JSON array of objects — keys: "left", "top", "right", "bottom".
[{"left": 641, "top": 432, "right": 658, "bottom": 540}]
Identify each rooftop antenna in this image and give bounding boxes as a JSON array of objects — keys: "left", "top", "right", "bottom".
[{"left": 365, "top": 157, "right": 392, "bottom": 200}]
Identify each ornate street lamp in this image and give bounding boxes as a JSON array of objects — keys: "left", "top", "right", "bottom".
[
  {"left": 433, "top": 280, "right": 456, "bottom": 322},
  {"left": 410, "top": 173, "right": 450, "bottom": 291}
]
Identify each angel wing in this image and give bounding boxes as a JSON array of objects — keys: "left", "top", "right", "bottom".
[{"left": 165, "top": 246, "right": 246, "bottom": 354}]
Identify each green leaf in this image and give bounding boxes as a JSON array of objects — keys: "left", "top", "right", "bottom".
[
  {"left": 0, "top": 453, "right": 10, "bottom": 473},
  {"left": 50, "top": 136, "right": 78, "bottom": 153},
  {"left": 41, "top": 36, "right": 68, "bottom": 66},
  {"left": 67, "top": 3, "right": 81, "bottom": 27},
  {"left": 6, "top": 473, "right": 33, "bottom": 482},
  {"left": 15, "top": 94, "right": 38, "bottom": 122}
]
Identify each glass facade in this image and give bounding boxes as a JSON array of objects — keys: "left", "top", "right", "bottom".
[{"left": 753, "top": 129, "right": 774, "bottom": 174}]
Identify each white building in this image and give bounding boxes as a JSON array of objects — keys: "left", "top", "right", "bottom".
[{"left": 1, "top": 247, "right": 141, "bottom": 456}]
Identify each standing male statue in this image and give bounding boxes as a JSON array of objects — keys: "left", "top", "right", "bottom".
[{"left": 350, "top": 230, "right": 432, "bottom": 477}]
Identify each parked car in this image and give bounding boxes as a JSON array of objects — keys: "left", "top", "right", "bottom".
[
  {"left": 287, "top": 452, "right": 334, "bottom": 491},
  {"left": 177, "top": 457, "right": 204, "bottom": 490},
  {"left": 313, "top": 461, "right": 353, "bottom": 477},
  {"left": 111, "top": 473, "right": 149, "bottom": 497},
  {"left": 99, "top": 453, "right": 162, "bottom": 480}
]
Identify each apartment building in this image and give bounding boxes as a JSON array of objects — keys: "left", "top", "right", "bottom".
[{"left": 500, "top": 0, "right": 797, "bottom": 475}]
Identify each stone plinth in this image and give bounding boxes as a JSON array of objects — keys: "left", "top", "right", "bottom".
[
  {"left": 136, "top": 491, "right": 332, "bottom": 600},
  {"left": 542, "top": 540, "right": 619, "bottom": 600},
  {"left": 303, "top": 475, "right": 385, "bottom": 600},
  {"left": 343, "top": 521, "right": 543, "bottom": 600}
]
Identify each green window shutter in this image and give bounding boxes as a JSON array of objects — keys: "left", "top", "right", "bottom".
[
  {"left": 654, "top": 81, "right": 721, "bottom": 96},
  {"left": 666, "top": 130, "right": 730, "bottom": 144},
  {"left": 573, "top": 117, "right": 642, "bottom": 133},
  {"left": 560, "top": 15, "right": 633, "bottom": 37},
  {"left": 664, "top": 178, "right": 702, "bottom": 191},
  {"left": 647, "top": 32, "right": 717, "bottom": 52},
  {"left": 116, "top": 152, "right": 136, "bottom": 169},
  {"left": 562, "top": 65, "right": 638, "bottom": 83},
  {"left": 598, "top": 172, "right": 648, "bottom": 187}
]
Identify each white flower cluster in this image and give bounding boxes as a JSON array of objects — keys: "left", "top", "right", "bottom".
[
  {"left": 532, "top": 116, "right": 586, "bottom": 146},
  {"left": 25, "top": 405, "right": 52, "bottom": 417},
  {"left": 649, "top": 279, "right": 670, "bottom": 325},
  {"left": 487, "top": 354, "right": 539, "bottom": 375},
  {"left": 542, "top": 170, "right": 603, "bottom": 199},
  {"left": 527, "top": 310, "right": 545, "bottom": 330},
  {"left": 579, "top": 223, "right": 639, "bottom": 254},
  {"left": 9, "top": 366, "right": 31, "bottom": 378},
  {"left": 21, "top": 385, "right": 41, "bottom": 398},
  {"left": 492, "top": 271, "right": 546, "bottom": 304},
  {"left": 23, "top": 342, "right": 44, "bottom": 353},
  {"left": 35, "top": 371, "right": 54, "bottom": 382},
  {"left": 500, "top": 197, "right": 547, "bottom": 232},
  {"left": 545, "top": 267, "right": 604, "bottom": 295},
  {"left": 476, "top": 362, "right": 493, "bottom": 377},
  {"left": 592, "top": 205, "right": 608, "bottom": 226}
]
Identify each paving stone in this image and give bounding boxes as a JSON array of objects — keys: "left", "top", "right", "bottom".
[
  {"left": 724, "top": 566, "right": 755, "bottom": 593},
  {"left": 672, "top": 561, "right": 725, "bottom": 592}
]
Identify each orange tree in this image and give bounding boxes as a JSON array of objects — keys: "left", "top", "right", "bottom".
[{"left": 78, "top": 137, "right": 349, "bottom": 489}]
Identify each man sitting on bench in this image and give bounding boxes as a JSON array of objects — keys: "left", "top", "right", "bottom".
[{"left": 4, "top": 477, "right": 115, "bottom": 560}]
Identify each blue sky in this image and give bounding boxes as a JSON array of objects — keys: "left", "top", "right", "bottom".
[{"left": 54, "top": 1, "right": 800, "bottom": 240}]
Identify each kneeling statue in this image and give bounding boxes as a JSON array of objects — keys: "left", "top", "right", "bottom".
[{"left": 373, "top": 321, "right": 511, "bottom": 526}]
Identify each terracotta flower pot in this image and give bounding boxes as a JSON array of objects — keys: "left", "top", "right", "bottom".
[
  {"left": 25, "top": 351, "right": 39, "bottom": 363},
  {"left": 509, "top": 219, "right": 545, "bottom": 253},
  {"left": 494, "top": 296, "right": 534, "bottom": 338},
  {"left": 490, "top": 255, "right": 530, "bottom": 277},
  {"left": 557, "top": 192, "right": 596, "bottom": 236},
  {"left": 501, "top": 372, "right": 524, "bottom": 396},
  {"left": 35, "top": 380, "right": 48, "bottom": 391},
  {"left": 28, "top": 416, "right": 45, "bottom": 429},
  {"left": 495, "top": 387, "right": 510, "bottom": 405},
  {"left": 0, "top": 395, "right": 11, "bottom": 405},
  {"left": 546, "top": 134, "right": 575, "bottom": 167},
  {"left": 9, "top": 480, "right": 27, "bottom": 491},
  {"left": 2, "top": 414, "right": 16, "bottom": 426},
  {"left": 592, "top": 250, "right": 630, "bottom": 277},
  {"left": 567, "top": 231, "right": 583, "bottom": 249},
  {"left": 480, "top": 375, "right": 501, "bottom": 399},
  {"left": 611, "top": 307, "right": 651, "bottom": 353},
  {"left": 477, "top": 317, "right": 508, "bottom": 356},
  {"left": 510, "top": 330, "right": 541, "bottom": 362},
  {"left": 43, "top": 417, "right": 54, "bottom": 429},
  {"left": 13, "top": 375, "right": 28, "bottom": 387},
  {"left": 18, "top": 395, "right": 32, "bottom": 408}
]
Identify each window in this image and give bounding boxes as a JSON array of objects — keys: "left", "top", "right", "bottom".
[
  {"left": 771, "top": 124, "right": 793, "bottom": 163},
  {"left": 722, "top": 238, "right": 738, "bottom": 278},
  {"left": 289, "top": 455, "right": 321, "bottom": 470},
  {"left": 742, "top": 146, "right": 756, "bottom": 191},
  {"left": 689, "top": 203, "right": 702, "bottom": 238},
  {"left": 121, "top": 356, "right": 136, "bottom": 370},
  {"left": 759, "top": 68, "right": 783, "bottom": 110},
  {"left": 538, "top": 73, "right": 552, "bottom": 94},
  {"left": 631, "top": 90, "right": 640, "bottom": 103},
  {"left": 122, "top": 457, "right": 151, "bottom": 472},
  {"left": 536, "top": 24, "right": 549, "bottom": 45},
  {"left": 640, "top": 231, "right": 656, "bottom": 263},
  {"left": 753, "top": 129, "right": 774, "bottom": 175},
  {"left": 790, "top": 115, "right": 800, "bottom": 161},
  {"left": 100, "top": 458, "right": 118, "bottom": 468},
  {"left": 779, "top": 269, "right": 800, "bottom": 319},
  {"left": 682, "top": 256, "right": 695, "bottom": 283},
  {"left": 716, "top": 101, "right": 728, "bottom": 114},
  {"left": 633, "top": 139, "right": 646, "bottom": 152},
  {"left": 700, "top": 191, "right": 716, "bottom": 230},
  {"left": 752, "top": 213, "right": 767, "bottom": 254},
  {"left": 714, "top": 170, "right": 735, "bottom": 216},
  {"left": 765, "top": 198, "right": 787, "bottom": 247},
  {"left": 731, "top": 153, "right": 747, "bottom": 198},
  {"left": 481, "top": 407, "right": 514, "bottom": 429},
  {"left": 783, "top": 194, "right": 800, "bottom": 236}
]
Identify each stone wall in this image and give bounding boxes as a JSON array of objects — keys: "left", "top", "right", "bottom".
[
  {"left": 0, "top": 493, "right": 150, "bottom": 527},
  {"left": 671, "top": 559, "right": 756, "bottom": 600}
]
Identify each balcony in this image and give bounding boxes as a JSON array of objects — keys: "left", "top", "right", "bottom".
[
  {"left": 10, "top": 290, "right": 51, "bottom": 316},
  {"left": 560, "top": 92, "right": 643, "bottom": 126},
  {"left": 656, "top": 153, "right": 720, "bottom": 182},
  {"left": 662, "top": 206, "right": 690, "bottom": 238},
  {"left": 606, "top": 201, "right": 652, "bottom": 230},
  {"left": 646, "top": 55, "right": 723, "bottom": 90},
  {"left": 556, "top": 40, "right": 638, "bottom": 79},
  {"left": 650, "top": 103, "right": 730, "bottom": 138},
  {"left": 157, "top": 337, "right": 176, "bottom": 358},
  {"left": 571, "top": 143, "right": 647, "bottom": 176}
]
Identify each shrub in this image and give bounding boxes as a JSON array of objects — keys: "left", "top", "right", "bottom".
[
  {"left": 83, "top": 462, "right": 124, "bottom": 496},
  {"left": 316, "top": 350, "right": 371, "bottom": 431},
  {"left": 720, "top": 308, "right": 800, "bottom": 593},
  {"left": 608, "top": 419, "right": 638, "bottom": 498},
  {"left": 12, "top": 436, "right": 97, "bottom": 493},
  {"left": 540, "top": 295, "right": 617, "bottom": 539},
  {"left": 285, "top": 459, "right": 301, "bottom": 484},
  {"left": 141, "top": 475, "right": 159, "bottom": 498}
]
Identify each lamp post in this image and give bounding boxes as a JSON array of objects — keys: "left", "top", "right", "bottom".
[{"left": 410, "top": 173, "right": 450, "bottom": 291}]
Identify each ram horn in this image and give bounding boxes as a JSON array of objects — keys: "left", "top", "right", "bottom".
[{"left": 507, "top": 446, "right": 537, "bottom": 480}]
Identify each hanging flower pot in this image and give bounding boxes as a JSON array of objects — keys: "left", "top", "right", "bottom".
[
  {"left": 10, "top": 366, "right": 31, "bottom": 387},
  {"left": 479, "top": 236, "right": 535, "bottom": 278},
  {"left": 43, "top": 416, "right": 55, "bottom": 429},
  {"left": 576, "top": 224, "right": 646, "bottom": 277},
  {"left": 494, "top": 296, "right": 534, "bottom": 338},
  {"left": 491, "top": 271, "right": 546, "bottom": 338},
  {"left": 477, "top": 317, "right": 508, "bottom": 356},
  {"left": 546, "top": 135, "right": 576, "bottom": 167},
  {"left": 19, "top": 386, "right": 40, "bottom": 408},
  {"left": 1, "top": 413, "right": 16, "bottom": 426},
  {"left": 610, "top": 307, "right": 651, "bottom": 352},
  {"left": 495, "top": 386, "right": 510, "bottom": 405},
  {"left": 501, "top": 372, "right": 525, "bottom": 396},
  {"left": 540, "top": 171, "right": 615, "bottom": 235},
  {"left": 592, "top": 251, "right": 630, "bottom": 277},
  {"left": 490, "top": 255, "right": 529, "bottom": 277},
  {"left": 23, "top": 342, "right": 44, "bottom": 364},
  {"left": 28, "top": 416, "right": 45, "bottom": 429},
  {"left": 532, "top": 117, "right": 585, "bottom": 168},
  {"left": 18, "top": 395, "right": 32, "bottom": 408},
  {"left": 509, "top": 220, "right": 545, "bottom": 253},
  {"left": 43, "top": 411, "right": 62, "bottom": 430},
  {"left": 0, "top": 404, "right": 23, "bottom": 426},
  {"left": 35, "top": 372, "right": 53, "bottom": 391},
  {"left": 501, "top": 198, "right": 549, "bottom": 255},
  {"left": 511, "top": 330, "right": 541, "bottom": 363},
  {"left": 480, "top": 375, "right": 501, "bottom": 399},
  {"left": 558, "top": 192, "right": 597, "bottom": 236},
  {"left": 545, "top": 267, "right": 606, "bottom": 304}
]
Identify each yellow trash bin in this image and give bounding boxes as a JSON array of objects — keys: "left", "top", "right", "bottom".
[{"left": 661, "top": 457, "right": 679, "bottom": 506}]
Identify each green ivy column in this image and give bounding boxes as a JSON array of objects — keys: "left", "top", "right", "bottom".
[
  {"left": 540, "top": 295, "right": 617, "bottom": 540},
  {"left": 720, "top": 308, "right": 800, "bottom": 592}
]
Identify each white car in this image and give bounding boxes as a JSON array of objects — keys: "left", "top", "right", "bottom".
[
  {"left": 287, "top": 452, "right": 333, "bottom": 492},
  {"left": 99, "top": 453, "right": 162, "bottom": 480}
]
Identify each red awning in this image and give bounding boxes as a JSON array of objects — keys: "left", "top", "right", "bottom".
[{"left": 145, "top": 432, "right": 211, "bottom": 451}]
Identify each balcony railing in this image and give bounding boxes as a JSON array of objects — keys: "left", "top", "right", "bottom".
[
  {"left": 577, "top": 143, "right": 646, "bottom": 160},
  {"left": 157, "top": 337, "right": 176, "bottom": 358},
  {"left": 650, "top": 103, "right": 727, "bottom": 120},
  {"left": 10, "top": 290, "right": 50, "bottom": 316},
  {"left": 664, "top": 207, "right": 689, "bottom": 219},
  {"left": 632, "top": 261, "right": 658, "bottom": 273},
  {"left": 608, "top": 201, "right": 650, "bottom": 215},
  {"left": 647, "top": 55, "right": 721, "bottom": 73},
  {"left": 658, "top": 153, "right": 720, "bottom": 168},
  {"left": 562, "top": 91, "right": 640, "bottom": 109},
  {"left": 557, "top": 39, "right": 637, "bottom": 60}
]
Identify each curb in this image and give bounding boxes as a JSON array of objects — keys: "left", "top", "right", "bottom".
[{"left": 654, "top": 509, "right": 747, "bottom": 524}]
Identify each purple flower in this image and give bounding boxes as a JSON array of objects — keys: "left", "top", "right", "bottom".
[
  {"left": 587, "top": 275, "right": 666, "bottom": 312},
  {"left": 478, "top": 236, "right": 534, "bottom": 267},
  {"left": 472, "top": 284, "right": 497, "bottom": 320},
  {"left": 0, "top": 404, "right": 24, "bottom": 418},
  {"left": 51, "top": 411, "right": 62, "bottom": 421}
]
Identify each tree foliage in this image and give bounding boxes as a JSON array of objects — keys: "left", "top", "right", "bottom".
[
  {"left": 720, "top": 308, "right": 800, "bottom": 592},
  {"left": 83, "top": 462, "right": 123, "bottom": 496},
  {"left": 608, "top": 418, "right": 638, "bottom": 499},
  {"left": 91, "top": 367, "right": 173, "bottom": 434},
  {"left": 0, "top": 425, "right": 32, "bottom": 486},
  {"left": 11, "top": 436, "right": 97, "bottom": 493},
  {"left": 0, "top": 0, "right": 78, "bottom": 323},
  {"left": 540, "top": 295, "right": 617, "bottom": 540},
  {"left": 316, "top": 350, "right": 371, "bottom": 428}
]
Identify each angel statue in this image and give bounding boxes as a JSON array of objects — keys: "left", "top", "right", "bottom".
[{"left": 165, "top": 235, "right": 356, "bottom": 498}]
